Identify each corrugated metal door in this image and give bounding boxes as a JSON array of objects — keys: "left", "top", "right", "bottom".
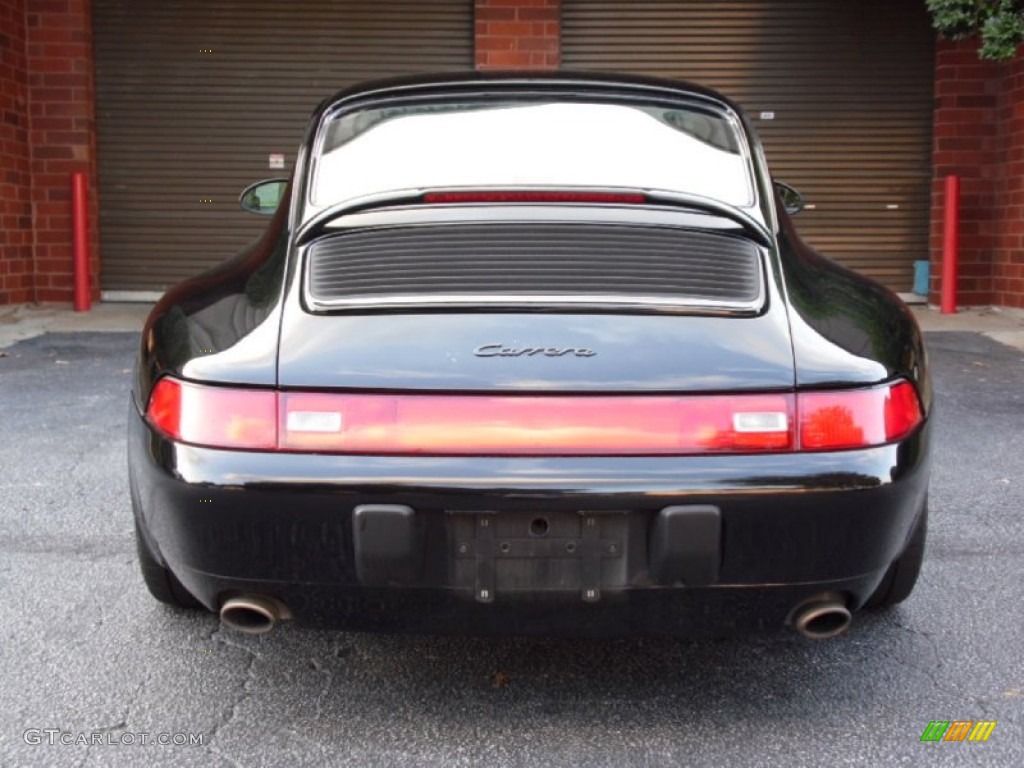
[
  {"left": 94, "top": 1, "right": 473, "bottom": 293},
  {"left": 563, "top": 0, "right": 935, "bottom": 292}
]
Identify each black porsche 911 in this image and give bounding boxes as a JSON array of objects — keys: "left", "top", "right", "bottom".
[{"left": 129, "top": 72, "right": 931, "bottom": 640}]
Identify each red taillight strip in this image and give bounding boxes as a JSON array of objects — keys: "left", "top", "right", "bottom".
[
  {"left": 146, "top": 378, "right": 277, "bottom": 451},
  {"left": 884, "top": 379, "right": 925, "bottom": 442},
  {"left": 145, "top": 378, "right": 923, "bottom": 456},
  {"left": 797, "top": 379, "right": 922, "bottom": 451},
  {"left": 278, "top": 392, "right": 793, "bottom": 455},
  {"left": 146, "top": 377, "right": 183, "bottom": 440}
]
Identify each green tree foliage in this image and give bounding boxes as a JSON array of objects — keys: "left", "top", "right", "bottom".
[{"left": 926, "top": 0, "right": 1024, "bottom": 59}]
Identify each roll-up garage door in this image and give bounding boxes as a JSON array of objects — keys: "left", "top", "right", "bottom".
[
  {"left": 94, "top": 1, "right": 473, "bottom": 294},
  {"left": 563, "top": 1, "right": 935, "bottom": 292}
]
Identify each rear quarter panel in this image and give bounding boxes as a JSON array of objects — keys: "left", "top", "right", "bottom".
[
  {"left": 776, "top": 211, "right": 932, "bottom": 414},
  {"left": 132, "top": 192, "right": 291, "bottom": 412}
]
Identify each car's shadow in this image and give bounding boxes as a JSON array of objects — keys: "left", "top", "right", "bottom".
[{"left": 170, "top": 602, "right": 940, "bottom": 735}]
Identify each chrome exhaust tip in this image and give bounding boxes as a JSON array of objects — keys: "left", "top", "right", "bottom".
[
  {"left": 791, "top": 595, "right": 852, "bottom": 640},
  {"left": 219, "top": 596, "right": 288, "bottom": 635}
]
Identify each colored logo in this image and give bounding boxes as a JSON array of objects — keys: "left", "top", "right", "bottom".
[{"left": 920, "top": 721, "right": 996, "bottom": 742}]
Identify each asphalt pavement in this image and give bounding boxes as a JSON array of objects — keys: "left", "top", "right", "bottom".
[{"left": 0, "top": 330, "right": 1021, "bottom": 767}]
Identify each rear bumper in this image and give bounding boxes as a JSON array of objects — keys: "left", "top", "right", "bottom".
[{"left": 128, "top": 406, "right": 931, "bottom": 636}]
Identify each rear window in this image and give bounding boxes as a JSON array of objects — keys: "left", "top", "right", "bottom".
[{"left": 310, "top": 99, "right": 754, "bottom": 210}]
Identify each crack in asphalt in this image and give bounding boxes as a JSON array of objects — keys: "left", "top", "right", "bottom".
[
  {"left": 101, "top": 674, "right": 149, "bottom": 734},
  {"left": 259, "top": 650, "right": 337, "bottom": 761},
  {"left": 310, "top": 656, "right": 334, "bottom": 724},
  {"left": 283, "top": 727, "right": 332, "bottom": 763},
  {"left": 206, "top": 629, "right": 261, "bottom": 765},
  {"left": 891, "top": 618, "right": 945, "bottom": 691},
  {"left": 209, "top": 744, "right": 245, "bottom": 768},
  {"left": 0, "top": 535, "right": 132, "bottom": 561},
  {"left": 73, "top": 674, "right": 149, "bottom": 768},
  {"left": 973, "top": 695, "right": 994, "bottom": 719},
  {"left": 74, "top": 742, "right": 93, "bottom": 768},
  {"left": 66, "top": 436, "right": 95, "bottom": 487},
  {"left": 91, "top": 601, "right": 107, "bottom": 633}
]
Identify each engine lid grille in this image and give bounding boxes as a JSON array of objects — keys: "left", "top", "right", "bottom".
[{"left": 304, "top": 222, "right": 763, "bottom": 312}]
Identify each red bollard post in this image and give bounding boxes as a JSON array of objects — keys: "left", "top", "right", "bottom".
[
  {"left": 71, "top": 171, "right": 91, "bottom": 312},
  {"left": 941, "top": 174, "right": 959, "bottom": 315}
]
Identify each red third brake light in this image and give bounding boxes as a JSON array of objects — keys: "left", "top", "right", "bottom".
[
  {"left": 423, "top": 191, "right": 647, "bottom": 205},
  {"left": 145, "top": 378, "right": 923, "bottom": 455}
]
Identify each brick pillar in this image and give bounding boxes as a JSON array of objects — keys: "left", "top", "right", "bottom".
[
  {"left": 930, "top": 38, "right": 1002, "bottom": 307},
  {"left": 25, "top": 0, "right": 100, "bottom": 303},
  {"left": 475, "top": 0, "right": 560, "bottom": 71},
  {"left": 992, "top": 54, "right": 1024, "bottom": 308},
  {"left": 0, "top": 0, "right": 33, "bottom": 305}
]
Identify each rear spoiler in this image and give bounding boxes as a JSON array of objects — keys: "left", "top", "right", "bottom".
[{"left": 295, "top": 187, "right": 772, "bottom": 248}]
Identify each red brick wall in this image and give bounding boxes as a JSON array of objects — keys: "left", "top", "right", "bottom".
[
  {"left": 0, "top": 0, "right": 33, "bottom": 304},
  {"left": 929, "top": 39, "right": 1001, "bottom": 307},
  {"left": 26, "top": 0, "right": 100, "bottom": 303},
  {"left": 6, "top": 3, "right": 1024, "bottom": 309},
  {"left": 475, "top": 0, "right": 559, "bottom": 70},
  {"left": 0, "top": 0, "right": 98, "bottom": 306},
  {"left": 931, "top": 38, "right": 1024, "bottom": 308}
]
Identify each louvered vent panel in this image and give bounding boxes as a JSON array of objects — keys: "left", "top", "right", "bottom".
[{"left": 307, "top": 224, "right": 762, "bottom": 306}]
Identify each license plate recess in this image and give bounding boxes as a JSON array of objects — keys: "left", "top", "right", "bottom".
[{"left": 447, "top": 511, "right": 628, "bottom": 603}]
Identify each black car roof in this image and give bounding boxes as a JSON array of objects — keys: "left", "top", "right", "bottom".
[{"left": 318, "top": 70, "right": 743, "bottom": 117}]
